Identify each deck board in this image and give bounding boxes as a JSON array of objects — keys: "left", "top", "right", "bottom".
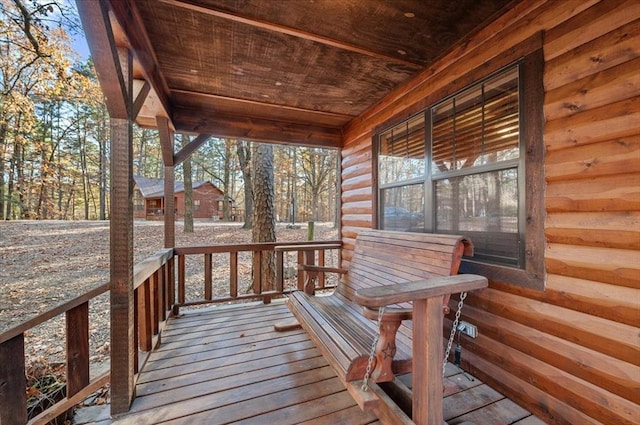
[{"left": 97, "top": 301, "right": 545, "bottom": 424}]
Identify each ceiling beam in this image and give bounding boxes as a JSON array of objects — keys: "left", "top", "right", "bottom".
[
  {"left": 171, "top": 89, "right": 354, "bottom": 122},
  {"left": 159, "top": 0, "right": 424, "bottom": 69},
  {"left": 108, "top": 0, "right": 173, "bottom": 121},
  {"left": 174, "top": 133, "right": 213, "bottom": 166},
  {"left": 75, "top": 0, "right": 129, "bottom": 119},
  {"left": 173, "top": 107, "right": 341, "bottom": 149}
]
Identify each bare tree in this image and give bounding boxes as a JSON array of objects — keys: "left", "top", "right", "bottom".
[
  {"left": 236, "top": 140, "right": 253, "bottom": 229},
  {"left": 181, "top": 134, "right": 194, "bottom": 232},
  {"left": 222, "top": 139, "right": 232, "bottom": 220}
]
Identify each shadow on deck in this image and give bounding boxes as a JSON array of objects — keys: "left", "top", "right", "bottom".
[{"left": 75, "top": 301, "right": 545, "bottom": 424}]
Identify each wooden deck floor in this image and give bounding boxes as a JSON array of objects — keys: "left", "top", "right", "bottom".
[{"left": 79, "top": 301, "right": 545, "bottom": 424}]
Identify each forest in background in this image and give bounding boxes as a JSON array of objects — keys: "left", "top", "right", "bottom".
[{"left": 0, "top": 0, "right": 339, "bottom": 224}]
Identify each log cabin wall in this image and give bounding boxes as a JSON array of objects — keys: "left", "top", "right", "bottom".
[{"left": 340, "top": 1, "right": 639, "bottom": 424}]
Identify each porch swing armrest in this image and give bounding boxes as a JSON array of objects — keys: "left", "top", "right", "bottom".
[{"left": 354, "top": 274, "right": 488, "bottom": 309}]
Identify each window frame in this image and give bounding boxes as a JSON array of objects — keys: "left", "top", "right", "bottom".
[{"left": 373, "top": 39, "right": 545, "bottom": 290}]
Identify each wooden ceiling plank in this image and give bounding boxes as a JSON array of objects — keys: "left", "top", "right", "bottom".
[
  {"left": 158, "top": 0, "right": 424, "bottom": 69},
  {"left": 75, "top": 0, "right": 129, "bottom": 119},
  {"left": 133, "top": 80, "right": 151, "bottom": 120},
  {"left": 108, "top": 0, "right": 173, "bottom": 120},
  {"left": 157, "top": 116, "right": 175, "bottom": 166},
  {"left": 174, "top": 133, "right": 213, "bottom": 166}
]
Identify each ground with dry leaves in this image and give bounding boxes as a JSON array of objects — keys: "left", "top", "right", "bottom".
[{"left": 0, "top": 220, "right": 338, "bottom": 377}]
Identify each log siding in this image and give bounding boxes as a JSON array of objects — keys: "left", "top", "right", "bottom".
[{"left": 339, "top": 1, "right": 640, "bottom": 424}]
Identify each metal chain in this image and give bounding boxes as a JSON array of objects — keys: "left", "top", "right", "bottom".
[
  {"left": 362, "top": 305, "right": 385, "bottom": 392},
  {"left": 442, "top": 292, "right": 467, "bottom": 377}
]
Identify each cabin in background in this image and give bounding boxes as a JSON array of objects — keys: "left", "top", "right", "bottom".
[{"left": 133, "top": 176, "right": 231, "bottom": 220}]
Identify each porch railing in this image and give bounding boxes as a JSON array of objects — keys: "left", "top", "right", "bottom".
[
  {"left": 0, "top": 240, "right": 340, "bottom": 424},
  {"left": 173, "top": 240, "right": 341, "bottom": 311}
]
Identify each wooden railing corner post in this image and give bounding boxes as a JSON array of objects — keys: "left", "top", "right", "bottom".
[
  {"left": 66, "top": 301, "right": 90, "bottom": 398},
  {"left": 0, "top": 334, "right": 27, "bottom": 425},
  {"left": 412, "top": 296, "right": 445, "bottom": 425}
]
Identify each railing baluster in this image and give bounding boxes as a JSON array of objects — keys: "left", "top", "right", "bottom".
[
  {"left": 275, "top": 249, "right": 284, "bottom": 292},
  {"left": 318, "top": 249, "right": 326, "bottom": 289},
  {"left": 134, "top": 288, "right": 139, "bottom": 373},
  {"left": 151, "top": 272, "right": 159, "bottom": 336},
  {"left": 66, "top": 301, "right": 90, "bottom": 397},
  {"left": 164, "top": 260, "right": 171, "bottom": 312},
  {"left": 297, "top": 250, "right": 305, "bottom": 290},
  {"left": 204, "top": 253, "right": 212, "bottom": 300},
  {"left": 178, "top": 254, "right": 186, "bottom": 304},
  {"left": 230, "top": 251, "right": 238, "bottom": 298},
  {"left": 253, "top": 251, "right": 262, "bottom": 294},
  {"left": 0, "top": 333, "right": 26, "bottom": 425},
  {"left": 157, "top": 269, "right": 166, "bottom": 322},
  {"left": 138, "top": 280, "right": 152, "bottom": 352}
]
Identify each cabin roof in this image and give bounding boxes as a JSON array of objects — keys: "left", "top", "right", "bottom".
[
  {"left": 79, "top": 0, "right": 518, "bottom": 148},
  {"left": 134, "top": 175, "right": 222, "bottom": 198}
]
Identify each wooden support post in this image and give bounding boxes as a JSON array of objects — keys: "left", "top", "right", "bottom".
[
  {"left": 157, "top": 115, "right": 175, "bottom": 250},
  {"left": 0, "top": 334, "right": 26, "bottom": 425},
  {"left": 109, "top": 44, "right": 135, "bottom": 415},
  {"left": 163, "top": 165, "right": 175, "bottom": 248},
  {"left": 72, "top": 14, "right": 137, "bottom": 414},
  {"left": 412, "top": 296, "right": 444, "bottom": 425},
  {"left": 66, "top": 302, "right": 90, "bottom": 397}
]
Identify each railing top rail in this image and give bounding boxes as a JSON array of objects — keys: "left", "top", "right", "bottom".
[
  {"left": 1, "top": 248, "right": 174, "bottom": 344},
  {"left": 133, "top": 248, "right": 174, "bottom": 290},
  {"left": 0, "top": 282, "right": 110, "bottom": 345},
  {"left": 174, "top": 240, "right": 342, "bottom": 255}
]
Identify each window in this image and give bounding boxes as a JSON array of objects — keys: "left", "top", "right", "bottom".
[
  {"left": 431, "top": 66, "right": 522, "bottom": 266},
  {"left": 194, "top": 199, "right": 201, "bottom": 211},
  {"left": 376, "top": 52, "right": 544, "bottom": 289}
]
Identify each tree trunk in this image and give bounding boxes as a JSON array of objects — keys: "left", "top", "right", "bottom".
[
  {"left": 98, "top": 105, "right": 107, "bottom": 220},
  {"left": 182, "top": 135, "right": 194, "bottom": 233},
  {"left": 251, "top": 143, "right": 276, "bottom": 291},
  {"left": 0, "top": 122, "right": 6, "bottom": 219},
  {"left": 222, "top": 139, "right": 231, "bottom": 221},
  {"left": 236, "top": 140, "right": 253, "bottom": 229}
]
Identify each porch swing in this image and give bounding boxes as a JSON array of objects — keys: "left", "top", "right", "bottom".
[{"left": 282, "top": 229, "right": 488, "bottom": 424}]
